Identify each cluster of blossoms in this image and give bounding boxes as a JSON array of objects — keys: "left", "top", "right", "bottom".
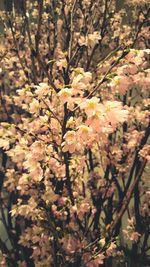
[
  {"left": 0, "top": 1, "right": 149, "bottom": 267},
  {"left": 123, "top": 217, "right": 141, "bottom": 243}
]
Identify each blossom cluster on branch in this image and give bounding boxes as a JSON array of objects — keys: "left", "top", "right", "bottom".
[{"left": 0, "top": 1, "right": 149, "bottom": 267}]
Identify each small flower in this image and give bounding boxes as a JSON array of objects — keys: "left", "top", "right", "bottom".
[
  {"left": 29, "top": 99, "right": 40, "bottom": 114},
  {"left": 99, "top": 238, "right": 106, "bottom": 247},
  {"left": 62, "top": 131, "right": 77, "bottom": 153},
  {"left": 139, "top": 145, "right": 150, "bottom": 161},
  {"left": 77, "top": 125, "right": 92, "bottom": 142},
  {"left": 58, "top": 88, "right": 73, "bottom": 104},
  {"left": 87, "top": 31, "right": 101, "bottom": 48},
  {"left": 106, "top": 242, "right": 117, "bottom": 256},
  {"left": 109, "top": 75, "right": 131, "bottom": 95},
  {"left": 81, "top": 97, "right": 101, "bottom": 117},
  {"left": 104, "top": 101, "right": 128, "bottom": 128},
  {"left": 35, "top": 83, "right": 50, "bottom": 98}
]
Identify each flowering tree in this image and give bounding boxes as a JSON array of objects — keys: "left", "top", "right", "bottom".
[{"left": 0, "top": 0, "right": 150, "bottom": 266}]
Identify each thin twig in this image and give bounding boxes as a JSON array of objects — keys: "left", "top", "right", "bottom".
[
  {"left": 68, "top": 0, "right": 77, "bottom": 61},
  {"left": 110, "top": 160, "right": 147, "bottom": 233}
]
